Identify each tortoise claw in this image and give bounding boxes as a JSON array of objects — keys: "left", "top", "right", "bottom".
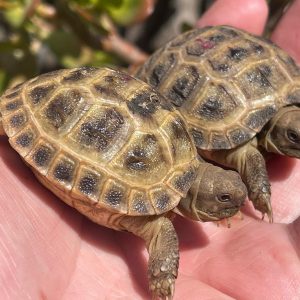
[
  {"left": 251, "top": 189, "right": 273, "bottom": 223},
  {"left": 261, "top": 206, "right": 273, "bottom": 223}
]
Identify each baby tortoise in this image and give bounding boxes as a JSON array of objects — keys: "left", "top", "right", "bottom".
[
  {"left": 135, "top": 25, "right": 300, "bottom": 222},
  {"left": 0, "top": 67, "right": 246, "bottom": 299}
]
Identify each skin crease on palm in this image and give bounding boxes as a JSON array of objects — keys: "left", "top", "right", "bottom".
[{"left": 0, "top": 0, "right": 300, "bottom": 299}]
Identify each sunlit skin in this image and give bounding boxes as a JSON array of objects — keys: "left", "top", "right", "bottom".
[{"left": 0, "top": 0, "right": 300, "bottom": 299}]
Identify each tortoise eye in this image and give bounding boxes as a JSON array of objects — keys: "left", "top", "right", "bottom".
[
  {"left": 287, "top": 130, "right": 299, "bottom": 143},
  {"left": 217, "top": 193, "right": 232, "bottom": 202}
]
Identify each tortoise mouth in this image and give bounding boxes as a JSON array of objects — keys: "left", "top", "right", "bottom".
[
  {"left": 200, "top": 206, "right": 240, "bottom": 221},
  {"left": 281, "top": 147, "right": 300, "bottom": 158}
]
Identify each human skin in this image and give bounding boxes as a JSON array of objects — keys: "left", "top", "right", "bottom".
[{"left": 0, "top": 0, "right": 300, "bottom": 299}]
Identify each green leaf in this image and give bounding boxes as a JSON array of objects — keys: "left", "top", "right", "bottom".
[
  {"left": 103, "top": 0, "right": 144, "bottom": 25},
  {"left": 3, "top": 3, "right": 25, "bottom": 27},
  {"left": 44, "top": 30, "right": 81, "bottom": 61}
]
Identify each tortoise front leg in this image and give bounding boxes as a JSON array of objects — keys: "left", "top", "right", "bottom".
[
  {"left": 201, "top": 139, "right": 273, "bottom": 222},
  {"left": 119, "top": 215, "right": 179, "bottom": 299}
]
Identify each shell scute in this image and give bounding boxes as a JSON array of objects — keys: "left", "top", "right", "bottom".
[
  {"left": 68, "top": 104, "right": 131, "bottom": 163},
  {"left": 167, "top": 65, "right": 202, "bottom": 107},
  {"left": 167, "top": 166, "right": 197, "bottom": 197},
  {"left": 205, "top": 39, "right": 272, "bottom": 78},
  {"left": 28, "top": 139, "right": 57, "bottom": 175},
  {"left": 48, "top": 153, "right": 78, "bottom": 191},
  {"left": 62, "top": 67, "right": 98, "bottom": 82},
  {"left": 148, "top": 52, "right": 177, "bottom": 88},
  {"left": 40, "top": 87, "right": 90, "bottom": 132},
  {"left": 3, "top": 107, "right": 28, "bottom": 137},
  {"left": 101, "top": 179, "right": 128, "bottom": 213},
  {"left": 150, "top": 187, "right": 178, "bottom": 214},
  {"left": 160, "top": 116, "right": 195, "bottom": 166},
  {"left": 228, "top": 127, "right": 252, "bottom": 146},
  {"left": 9, "top": 124, "right": 38, "bottom": 156},
  {"left": 111, "top": 132, "right": 170, "bottom": 186},
  {"left": 72, "top": 165, "right": 104, "bottom": 202},
  {"left": 192, "top": 82, "right": 243, "bottom": 122},
  {"left": 28, "top": 83, "right": 58, "bottom": 106},
  {"left": 243, "top": 105, "right": 277, "bottom": 131},
  {"left": 129, "top": 190, "right": 155, "bottom": 215}
]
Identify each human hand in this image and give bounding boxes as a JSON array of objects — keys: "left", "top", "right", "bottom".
[{"left": 0, "top": 1, "right": 300, "bottom": 299}]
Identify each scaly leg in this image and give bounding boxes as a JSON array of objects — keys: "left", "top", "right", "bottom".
[
  {"left": 119, "top": 215, "right": 179, "bottom": 299},
  {"left": 201, "top": 138, "right": 273, "bottom": 222}
]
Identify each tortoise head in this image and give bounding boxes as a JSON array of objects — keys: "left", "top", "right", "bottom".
[
  {"left": 177, "top": 164, "right": 247, "bottom": 222},
  {"left": 266, "top": 106, "right": 300, "bottom": 158}
]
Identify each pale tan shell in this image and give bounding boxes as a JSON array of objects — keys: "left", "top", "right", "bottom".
[
  {"left": 136, "top": 26, "right": 300, "bottom": 150},
  {"left": 0, "top": 67, "right": 199, "bottom": 217}
]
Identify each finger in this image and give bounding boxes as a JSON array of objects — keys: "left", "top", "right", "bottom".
[
  {"left": 267, "top": 158, "right": 300, "bottom": 223},
  {"left": 271, "top": 0, "right": 300, "bottom": 63},
  {"left": 289, "top": 215, "right": 300, "bottom": 254},
  {"left": 196, "top": 0, "right": 268, "bottom": 34},
  {"left": 175, "top": 276, "right": 234, "bottom": 300}
]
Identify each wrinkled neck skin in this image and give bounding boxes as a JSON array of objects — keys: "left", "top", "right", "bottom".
[{"left": 174, "top": 163, "right": 219, "bottom": 222}]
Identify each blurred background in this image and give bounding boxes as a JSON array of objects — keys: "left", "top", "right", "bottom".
[{"left": 0, "top": 0, "right": 294, "bottom": 92}]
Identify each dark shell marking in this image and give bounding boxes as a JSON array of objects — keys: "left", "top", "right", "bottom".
[
  {"left": 168, "top": 66, "right": 201, "bottom": 107},
  {"left": 16, "top": 132, "right": 34, "bottom": 148},
  {"left": 149, "top": 53, "right": 176, "bottom": 87},
  {"left": 191, "top": 129, "right": 206, "bottom": 148},
  {"left": 53, "top": 159, "right": 75, "bottom": 183},
  {"left": 44, "top": 89, "right": 82, "bottom": 128},
  {"left": 124, "top": 134, "right": 163, "bottom": 174},
  {"left": 62, "top": 67, "right": 97, "bottom": 82},
  {"left": 29, "top": 84, "right": 56, "bottom": 105},
  {"left": 173, "top": 169, "right": 196, "bottom": 194},
  {"left": 79, "top": 108, "right": 124, "bottom": 152},
  {"left": 245, "top": 106, "right": 277, "bottom": 130},
  {"left": 79, "top": 173, "right": 99, "bottom": 196},
  {"left": 32, "top": 145, "right": 55, "bottom": 167},
  {"left": 132, "top": 199, "right": 149, "bottom": 214},
  {"left": 196, "top": 84, "right": 238, "bottom": 121},
  {"left": 5, "top": 100, "right": 22, "bottom": 111},
  {"left": 155, "top": 192, "right": 170, "bottom": 211},
  {"left": 9, "top": 113, "right": 26, "bottom": 128},
  {"left": 228, "top": 128, "right": 251, "bottom": 145},
  {"left": 127, "top": 90, "right": 171, "bottom": 117},
  {"left": 105, "top": 186, "right": 124, "bottom": 207}
]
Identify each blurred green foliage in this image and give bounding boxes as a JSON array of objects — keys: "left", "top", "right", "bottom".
[
  {"left": 0, "top": 0, "right": 294, "bottom": 93},
  {"left": 0, "top": 0, "right": 145, "bottom": 91}
]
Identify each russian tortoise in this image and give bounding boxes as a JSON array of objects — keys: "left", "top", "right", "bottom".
[
  {"left": 0, "top": 67, "right": 246, "bottom": 299},
  {"left": 135, "top": 25, "right": 300, "bottom": 222}
]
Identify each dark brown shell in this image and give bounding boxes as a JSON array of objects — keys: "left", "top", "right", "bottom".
[
  {"left": 0, "top": 67, "right": 199, "bottom": 217},
  {"left": 136, "top": 26, "right": 300, "bottom": 150}
]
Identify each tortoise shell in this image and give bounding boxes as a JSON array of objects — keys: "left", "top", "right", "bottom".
[
  {"left": 136, "top": 25, "right": 300, "bottom": 150},
  {"left": 0, "top": 67, "right": 199, "bottom": 221}
]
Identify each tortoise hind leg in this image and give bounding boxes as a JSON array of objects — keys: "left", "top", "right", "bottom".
[{"left": 119, "top": 215, "right": 179, "bottom": 299}]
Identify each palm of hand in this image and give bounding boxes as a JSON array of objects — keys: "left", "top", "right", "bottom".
[{"left": 1, "top": 1, "right": 300, "bottom": 299}]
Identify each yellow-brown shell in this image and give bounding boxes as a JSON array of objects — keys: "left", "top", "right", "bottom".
[
  {"left": 0, "top": 67, "right": 199, "bottom": 217},
  {"left": 136, "top": 26, "right": 300, "bottom": 150}
]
